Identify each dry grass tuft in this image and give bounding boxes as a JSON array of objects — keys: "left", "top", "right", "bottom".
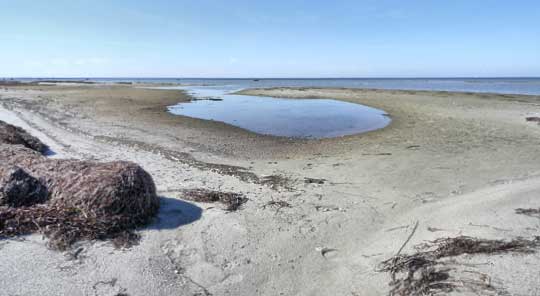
[{"left": 181, "top": 189, "right": 247, "bottom": 211}]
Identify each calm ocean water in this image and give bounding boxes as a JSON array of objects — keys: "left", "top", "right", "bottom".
[{"left": 12, "top": 77, "right": 540, "bottom": 95}]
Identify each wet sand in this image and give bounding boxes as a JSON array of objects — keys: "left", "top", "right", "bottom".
[{"left": 1, "top": 84, "right": 540, "bottom": 295}]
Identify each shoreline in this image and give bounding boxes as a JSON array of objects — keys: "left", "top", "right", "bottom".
[
  {"left": 5, "top": 77, "right": 540, "bottom": 96},
  {"left": 236, "top": 85, "right": 540, "bottom": 98},
  {"left": 2, "top": 83, "right": 540, "bottom": 295}
]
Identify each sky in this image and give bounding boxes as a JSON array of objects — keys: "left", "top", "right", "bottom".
[{"left": 1, "top": 0, "right": 539, "bottom": 78}]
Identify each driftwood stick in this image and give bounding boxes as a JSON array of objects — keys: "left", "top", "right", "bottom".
[
  {"left": 396, "top": 220, "right": 419, "bottom": 257},
  {"left": 389, "top": 220, "right": 419, "bottom": 281}
]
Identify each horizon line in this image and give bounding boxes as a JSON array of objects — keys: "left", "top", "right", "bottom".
[{"left": 3, "top": 76, "right": 540, "bottom": 80}]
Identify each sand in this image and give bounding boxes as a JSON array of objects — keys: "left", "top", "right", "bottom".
[{"left": 1, "top": 84, "right": 540, "bottom": 295}]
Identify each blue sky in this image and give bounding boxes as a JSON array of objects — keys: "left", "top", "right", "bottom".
[{"left": 1, "top": 0, "right": 539, "bottom": 78}]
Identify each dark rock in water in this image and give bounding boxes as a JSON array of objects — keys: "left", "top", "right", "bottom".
[
  {"left": 0, "top": 120, "right": 48, "bottom": 153},
  {"left": 193, "top": 97, "right": 223, "bottom": 101},
  {"left": 0, "top": 145, "right": 159, "bottom": 219},
  {"left": 0, "top": 165, "right": 48, "bottom": 207}
]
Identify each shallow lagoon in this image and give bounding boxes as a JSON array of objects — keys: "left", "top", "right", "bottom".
[{"left": 167, "top": 86, "right": 391, "bottom": 139}]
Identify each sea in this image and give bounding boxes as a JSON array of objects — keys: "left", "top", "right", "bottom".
[{"left": 9, "top": 77, "right": 540, "bottom": 96}]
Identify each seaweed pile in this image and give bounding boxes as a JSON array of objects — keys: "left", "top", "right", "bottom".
[
  {"left": 0, "top": 120, "right": 159, "bottom": 250},
  {"left": 378, "top": 235, "right": 540, "bottom": 295},
  {"left": 181, "top": 188, "right": 247, "bottom": 211},
  {"left": 0, "top": 120, "right": 48, "bottom": 153},
  {"left": 515, "top": 207, "right": 540, "bottom": 218},
  {"left": 525, "top": 116, "right": 540, "bottom": 124}
]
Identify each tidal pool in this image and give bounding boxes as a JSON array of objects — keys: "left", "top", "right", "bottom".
[{"left": 167, "top": 86, "right": 391, "bottom": 139}]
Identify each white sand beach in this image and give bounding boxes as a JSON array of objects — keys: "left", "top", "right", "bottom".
[{"left": 1, "top": 84, "right": 540, "bottom": 295}]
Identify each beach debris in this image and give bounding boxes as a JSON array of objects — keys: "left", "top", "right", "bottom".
[
  {"left": 0, "top": 144, "right": 159, "bottom": 250},
  {"left": 0, "top": 120, "right": 48, "bottom": 153},
  {"left": 515, "top": 207, "right": 540, "bottom": 218},
  {"left": 260, "top": 174, "right": 292, "bottom": 190},
  {"left": 378, "top": 235, "right": 540, "bottom": 295},
  {"left": 314, "top": 205, "right": 344, "bottom": 212},
  {"left": 426, "top": 226, "right": 446, "bottom": 232},
  {"left": 66, "top": 247, "right": 85, "bottom": 260},
  {"left": 468, "top": 222, "right": 512, "bottom": 232},
  {"left": 316, "top": 246, "right": 339, "bottom": 258},
  {"left": 181, "top": 188, "right": 247, "bottom": 211},
  {"left": 1, "top": 145, "right": 159, "bottom": 218},
  {"left": 525, "top": 116, "right": 540, "bottom": 124},
  {"left": 395, "top": 221, "right": 419, "bottom": 258},
  {"left": 304, "top": 177, "right": 326, "bottom": 185},
  {"left": 99, "top": 137, "right": 295, "bottom": 192},
  {"left": 92, "top": 278, "right": 130, "bottom": 296},
  {"left": 1, "top": 205, "right": 141, "bottom": 249},
  {"left": 385, "top": 225, "right": 409, "bottom": 232},
  {"left": 101, "top": 139, "right": 262, "bottom": 184},
  {"left": 263, "top": 198, "right": 292, "bottom": 214},
  {"left": 0, "top": 165, "right": 48, "bottom": 207}
]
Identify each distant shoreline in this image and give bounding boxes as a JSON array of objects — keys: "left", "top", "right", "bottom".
[
  {"left": 3, "top": 76, "right": 540, "bottom": 80},
  {"left": 4, "top": 77, "right": 540, "bottom": 96},
  {"left": 3, "top": 77, "right": 540, "bottom": 96}
]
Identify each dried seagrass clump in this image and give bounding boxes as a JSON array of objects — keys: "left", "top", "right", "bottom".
[
  {"left": 0, "top": 145, "right": 159, "bottom": 217},
  {"left": 182, "top": 188, "right": 247, "bottom": 211},
  {"left": 378, "top": 236, "right": 540, "bottom": 295},
  {"left": 0, "top": 120, "right": 48, "bottom": 153},
  {"left": 0, "top": 144, "right": 159, "bottom": 250},
  {"left": 525, "top": 116, "right": 540, "bottom": 124},
  {"left": 516, "top": 208, "right": 540, "bottom": 218}
]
